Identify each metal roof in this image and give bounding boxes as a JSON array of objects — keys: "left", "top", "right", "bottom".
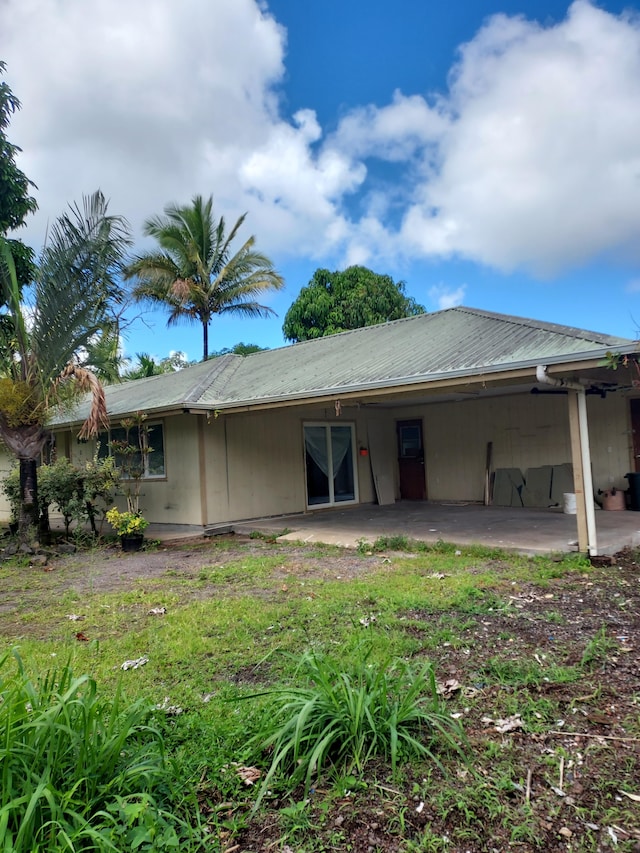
[{"left": 54, "top": 307, "right": 634, "bottom": 425}]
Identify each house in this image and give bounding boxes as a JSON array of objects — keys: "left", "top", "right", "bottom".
[{"left": 2, "top": 306, "right": 639, "bottom": 555}]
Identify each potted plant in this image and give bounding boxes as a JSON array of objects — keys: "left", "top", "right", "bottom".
[
  {"left": 107, "top": 414, "right": 153, "bottom": 550},
  {"left": 106, "top": 507, "right": 149, "bottom": 551}
]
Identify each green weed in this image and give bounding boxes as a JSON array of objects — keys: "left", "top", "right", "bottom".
[
  {"left": 581, "top": 626, "right": 618, "bottom": 669},
  {"left": 245, "top": 647, "right": 466, "bottom": 803},
  {"left": 0, "top": 649, "right": 204, "bottom": 851}
]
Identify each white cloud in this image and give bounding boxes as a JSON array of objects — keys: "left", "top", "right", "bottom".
[
  {"left": 398, "top": 1, "right": 640, "bottom": 274},
  {"left": 3, "top": 0, "right": 640, "bottom": 279},
  {"left": 429, "top": 284, "right": 467, "bottom": 310},
  {"left": 2, "top": 0, "right": 289, "bottom": 240}
]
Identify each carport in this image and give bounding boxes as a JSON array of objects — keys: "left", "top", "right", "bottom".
[{"left": 231, "top": 501, "right": 640, "bottom": 556}]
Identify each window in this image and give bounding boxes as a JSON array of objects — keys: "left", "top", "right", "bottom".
[
  {"left": 304, "top": 422, "right": 358, "bottom": 507},
  {"left": 98, "top": 422, "right": 165, "bottom": 478}
]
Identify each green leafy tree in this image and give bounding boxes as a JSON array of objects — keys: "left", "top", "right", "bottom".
[
  {"left": 123, "top": 351, "right": 189, "bottom": 380},
  {"left": 0, "top": 62, "right": 37, "bottom": 289},
  {"left": 0, "top": 61, "right": 37, "bottom": 233},
  {"left": 0, "top": 192, "right": 131, "bottom": 537},
  {"left": 125, "top": 194, "right": 284, "bottom": 361},
  {"left": 283, "top": 266, "right": 425, "bottom": 342},
  {"left": 209, "top": 341, "right": 266, "bottom": 358}
]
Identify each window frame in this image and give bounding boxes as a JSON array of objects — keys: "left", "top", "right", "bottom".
[
  {"left": 302, "top": 421, "right": 359, "bottom": 509},
  {"left": 98, "top": 420, "right": 166, "bottom": 480}
]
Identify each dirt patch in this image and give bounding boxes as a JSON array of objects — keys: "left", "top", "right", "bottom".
[{"left": 233, "top": 551, "right": 640, "bottom": 853}]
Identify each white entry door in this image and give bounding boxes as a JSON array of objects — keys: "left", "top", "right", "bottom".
[{"left": 303, "top": 423, "right": 358, "bottom": 508}]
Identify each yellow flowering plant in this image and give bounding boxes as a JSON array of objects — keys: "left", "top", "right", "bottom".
[{"left": 106, "top": 507, "right": 149, "bottom": 537}]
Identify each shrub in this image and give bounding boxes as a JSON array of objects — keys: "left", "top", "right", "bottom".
[
  {"left": 0, "top": 650, "right": 203, "bottom": 851},
  {"left": 246, "top": 648, "right": 466, "bottom": 803},
  {"left": 2, "top": 454, "right": 118, "bottom": 538}
]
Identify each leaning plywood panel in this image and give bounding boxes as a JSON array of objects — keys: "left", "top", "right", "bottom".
[
  {"left": 367, "top": 421, "right": 396, "bottom": 505},
  {"left": 550, "top": 463, "right": 574, "bottom": 506},
  {"left": 522, "top": 466, "right": 554, "bottom": 507},
  {"left": 493, "top": 468, "right": 524, "bottom": 507}
]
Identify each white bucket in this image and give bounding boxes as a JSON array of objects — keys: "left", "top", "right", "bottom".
[{"left": 563, "top": 492, "right": 577, "bottom": 515}]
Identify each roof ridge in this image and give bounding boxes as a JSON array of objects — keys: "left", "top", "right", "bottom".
[
  {"left": 182, "top": 354, "right": 241, "bottom": 404},
  {"left": 453, "top": 306, "right": 630, "bottom": 344},
  {"left": 269, "top": 309, "right": 437, "bottom": 353}
]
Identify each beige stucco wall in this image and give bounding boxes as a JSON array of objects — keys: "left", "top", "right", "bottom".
[
  {"left": 0, "top": 446, "right": 14, "bottom": 521},
  {"left": 0, "top": 389, "right": 633, "bottom": 528},
  {"left": 66, "top": 414, "right": 203, "bottom": 525},
  {"left": 201, "top": 402, "right": 376, "bottom": 525},
  {"left": 385, "top": 391, "right": 634, "bottom": 502}
]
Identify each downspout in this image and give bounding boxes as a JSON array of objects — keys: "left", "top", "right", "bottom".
[{"left": 536, "top": 366, "right": 597, "bottom": 555}]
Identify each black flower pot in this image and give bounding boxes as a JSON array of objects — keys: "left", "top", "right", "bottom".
[{"left": 120, "top": 533, "right": 144, "bottom": 552}]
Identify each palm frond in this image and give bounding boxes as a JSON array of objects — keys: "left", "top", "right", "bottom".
[
  {"left": 126, "top": 194, "right": 283, "bottom": 359},
  {"left": 52, "top": 364, "right": 109, "bottom": 439},
  {"left": 0, "top": 237, "right": 31, "bottom": 379},
  {"left": 40, "top": 190, "right": 131, "bottom": 307}
]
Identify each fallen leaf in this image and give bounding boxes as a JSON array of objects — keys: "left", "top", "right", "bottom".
[
  {"left": 121, "top": 656, "right": 149, "bottom": 671},
  {"left": 436, "top": 678, "right": 462, "bottom": 696},
  {"left": 236, "top": 765, "right": 261, "bottom": 786},
  {"left": 618, "top": 790, "right": 640, "bottom": 803},
  {"left": 75, "top": 631, "right": 90, "bottom": 642},
  {"left": 156, "top": 696, "right": 183, "bottom": 715},
  {"left": 493, "top": 714, "right": 524, "bottom": 734}
]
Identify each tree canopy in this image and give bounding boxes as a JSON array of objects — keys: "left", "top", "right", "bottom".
[
  {"left": 0, "top": 61, "right": 37, "bottom": 233},
  {"left": 209, "top": 342, "right": 267, "bottom": 358},
  {"left": 282, "top": 266, "right": 425, "bottom": 343},
  {"left": 0, "top": 62, "right": 37, "bottom": 288},
  {"left": 125, "top": 195, "right": 284, "bottom": 361}
]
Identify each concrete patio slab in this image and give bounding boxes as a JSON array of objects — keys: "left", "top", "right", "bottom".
[{"left": 231, "top": 501, "right": 640, "bottom": 556}]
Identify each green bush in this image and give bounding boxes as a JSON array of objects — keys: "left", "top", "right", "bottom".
[
  {"left": 2, "top": 454, "right": 118, "bottom": 538},
  {"left": 247, "top": 648, "right": 466, "bottom": 803},
  {"left": 0, "top": 650, "right": 204, "bottom": 851}
]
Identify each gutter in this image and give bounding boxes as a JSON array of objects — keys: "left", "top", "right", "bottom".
[{"left": 536, "top": 365, "right": 597, "bottom": 556}]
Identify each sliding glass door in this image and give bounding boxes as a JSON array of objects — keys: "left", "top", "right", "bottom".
[{"left": 304, "top": 423, "right": 358, "bottom": 508}]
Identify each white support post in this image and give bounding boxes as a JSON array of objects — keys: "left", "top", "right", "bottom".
[{"left": 567, "top": 389, "right": 597, "bottom": 556}]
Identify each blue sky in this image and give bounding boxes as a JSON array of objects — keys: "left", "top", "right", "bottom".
[{"left": 3, "top": 0, "right": 640, "bottom": 362}]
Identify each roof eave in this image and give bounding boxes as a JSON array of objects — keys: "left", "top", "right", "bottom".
[{"left": 186, "top": 345, "right": 637, "bottom": 414}]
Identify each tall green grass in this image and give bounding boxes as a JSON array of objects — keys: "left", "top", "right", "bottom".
[
  {"left": 0, "top": 650, "right": 203, "bottom": 851},
  {"left": 246, "top": 647, "right": 466, "bottom": 805}
]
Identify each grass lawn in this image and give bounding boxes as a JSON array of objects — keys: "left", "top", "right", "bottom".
[{"left": 0, "top": 533, "right": 639, "bottom": 852}]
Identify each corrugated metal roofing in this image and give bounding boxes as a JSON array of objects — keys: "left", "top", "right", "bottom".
[{"left": 55, "top": 307, "right": 633, "bottom": 424}]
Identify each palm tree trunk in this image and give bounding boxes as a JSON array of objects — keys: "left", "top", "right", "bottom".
[
  {"left": 203, "top": 321, "right": 209, "bottom": 361},
  {"left": 18, "top": 457, "right": 39, "bottom": 537},
  {"left": 0, "top": 423, "right": 48, "bottom": 542}
]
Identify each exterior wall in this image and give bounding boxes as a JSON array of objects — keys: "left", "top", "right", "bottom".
[
  {"left": 0, "top": 446, "right": 14, "bottom": 521},
  {"left": 201, "top": 402, "right": 376, "bottom": 524},
  {"left": 8, "top": 387, "right": 628, "bottom": 529},
  {"left": 590, "top": 392, "right": 634, "bottom": 491},
  {"left": 382, "top": 392, "right": 633, "bottom": 502},
  {"left": 67, "top": 414, "right": 203, "bottom": 525}
]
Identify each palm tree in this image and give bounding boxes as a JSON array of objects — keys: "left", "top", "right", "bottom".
[
  {"left": 125, "top": 195, "right": 284, "bottom": 361},
  {"left": 123, "top": 351, "right": 188, "bottom": 380},
  {"left": 0, "top": 191, "right": 131, "bottom": 536}
]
